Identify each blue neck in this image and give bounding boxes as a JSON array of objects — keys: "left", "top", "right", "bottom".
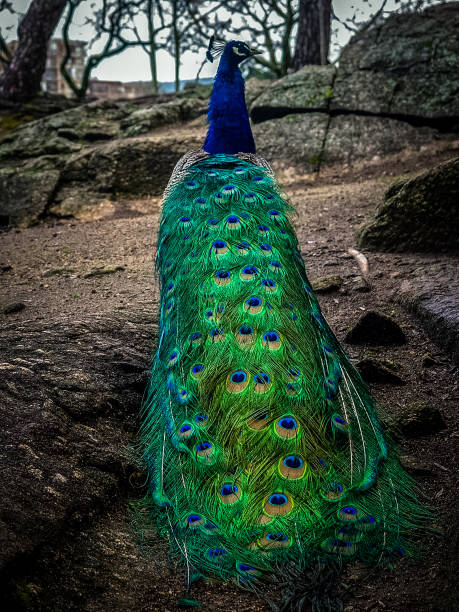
[{"left": 203, "top": 51, "right": 255, "bottom": 155}]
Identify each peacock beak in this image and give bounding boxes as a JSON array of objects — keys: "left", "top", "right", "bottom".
[{"left": 250, "top": 48, "right": 262, "bottom": 56}]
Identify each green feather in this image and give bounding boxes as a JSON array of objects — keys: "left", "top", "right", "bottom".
[{"left": 138, "top": 153, "right": 428, "bottom": 585}]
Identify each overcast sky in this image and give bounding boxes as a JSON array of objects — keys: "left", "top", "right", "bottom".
[{"left": 1, "top": 1, "right": 441, "bottom": 83}]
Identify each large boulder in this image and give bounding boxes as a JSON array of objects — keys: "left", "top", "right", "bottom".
[
  {"left": 0, "top": 313, "right": 152, "bottom": 578},
  {"left": 324, "top": 114, "right": 438, "bottom": 164},
  {"left": 0, "top": 96, "right": 205, "bottom": 225},
  {"left": 0, "top": 168, "right": 60, "bottom": 226},
  {"left": 250, "top": 66, "right": 336, "bottom": 120},
  {"left": 247, "top": 3, "right": 459, "bottom": 170},
  {"left": 358, "top": 156, "right": 459, "bottom": 252},
  {"left": 48, "top": 130, "right": 203, "bottom": 219},
  {"left": 253, "top": 112, "right": 328, "bottom": 171},
  {"left": 333, "top": 3, "right": 459, "bottom": 120},
  {"left": 0, "top": 100, "right": 132, "bottom": 165},
  {"left": 119, "top": 98, "right": 206, "bottom": 137}
]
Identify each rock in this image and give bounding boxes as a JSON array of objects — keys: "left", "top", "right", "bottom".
[
  {"left": 119, "top": 99, "right": 206, "bottom": 138},
  {"left": 2, "top": 302, "right": 25, "bottom": 314},
  {"left": 422, "top": 353, "right": 439, "bottom": 367},
  {"left": 399, "top": 455, "right": 437, "bottom": 476},
  {"left": 42, "top": 267, "right": 75, "bottom": 277},
  {"left": 0, "top": 90, "right": 81, "bottom": 120},
  {"left": 179, "top": 81, "right": 213, "bottom": 100},
  {"left": 244, "top": 77, "right": 272, "bottom": 107},
  {"left": 352, "top": 276, "right": 371, "bottom": 293},
  {"left": 0, "top": 168, "right": 60, "bottom": 226},
  {"left": 357, "top": 358, "right": 405, "bottom": 385},
  {"left": 255, "top": 110, "right": 438, "bottom": 169},
  {"left": 250, "top": 66, "right": 336, "bottom": 120},
  {"left": 332, "top": 3, "right": 459, "bottom": 119},
  {"left": 391, "top": 401, "right": 447, "bottom": 438},
  {"left": 83, "top": 265, "right": 125, "bottom": 278},
  {"left": 248, "top": 4, "right": 459, "bottom": 168},
  {"left": 324, "top": 114, "right": 438, "bottom": 165},
  {"left": 396, "top": 281, "right": 459, "bottom": 365},
  {"left": 253, "top": 113, "right": 328, "bottom": 170},
  {"left": 50, "top": 130, "right": 203, "bottom": 216},
  {"left": 0, "top": 100, "right": 134, "bottom": 165},
  {"left": 0, "top": 313, "right": 151, "bottom": 577},
  {"left": 345, "top": 311, "right": 406, "bottom": 345},
  {"left": 311, "top": 275, "right": 344, "bottom": 294},
  {"left": 358, "top": 157, "right": 459, "bottom": 252}
]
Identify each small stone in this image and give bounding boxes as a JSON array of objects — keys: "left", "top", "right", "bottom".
[
  {"left": 83, "top": 265, "right": 125, "bottom": 278},
  {"left": 399, "top": 455, "right": 436, "bottom": 476},
  {"left": 422, "top": 353, "right": 439, "bottom": 367},
  {"left": 345, "top": 311, "right": 406, "bottom": 345},
  {"left": 3, "top": 302, "right": 25, "bottom": 315},
  {"left": 311, "top": 275, "right": 344, "bottom": 294},
  {"left": 357, "top": 358, "right": 405, "bottom": 385},
  {"left": 391, "top": 401, "right": 447, "bottom": 438},
  {"left": 42, "top": 267, "right": 75, "bottom": 277},
  {"left": 352, "top": 276, "right": 371, "bottom": 292},
  {"left": 1, "top": 264, "right": 12, "bottom": 273}
]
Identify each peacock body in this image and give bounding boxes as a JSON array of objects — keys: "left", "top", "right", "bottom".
[{"left": 139, "top": 39, "right": 425, "bottom": 592}]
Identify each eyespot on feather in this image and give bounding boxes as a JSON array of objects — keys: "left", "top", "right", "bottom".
[
  {"left": 274, "top": 415, "right": 299, "bottom": 439},
  {"left": 259, "top": 532, "right": 292, "bottom": 548},
  {"left": 264, "top": 492, "right": 293, "bottom": 516},
  {"left": 244, "top": 296, "right": 263, "bottom": 314},
  {"left": 227, "top": 369, "right": 249, "bottom": 393},
  {"left": 253, "top": 371, "right": 271, "bottom": 393},
  {"left": 279, "top": 455, "right": 306, "bottom": 479}
]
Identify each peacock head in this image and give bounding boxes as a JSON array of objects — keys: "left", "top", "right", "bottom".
[{"left": 207, "top": 36, "right": 261, "bottom": 67}]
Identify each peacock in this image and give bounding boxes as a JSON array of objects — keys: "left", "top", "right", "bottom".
[{"left": 138, "top": 37, "right": 426, "bottom": 606}]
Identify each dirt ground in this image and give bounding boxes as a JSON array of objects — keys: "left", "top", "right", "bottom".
[{"left": 1, "top": 139, "right": 458, "bottom": 611}]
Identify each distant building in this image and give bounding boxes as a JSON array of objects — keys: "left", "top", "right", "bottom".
[
  {"left": 88, "top": 78, "right": 155, "bottom": 100},
  {"left": 3, "top": 38, "right": 158, "bottom": 100},
  {"left": 42, "top": 39, "right": 86, "bottom": 97},
  {"left": 2, "top": 38, "right": 86, "bottom": 98}
]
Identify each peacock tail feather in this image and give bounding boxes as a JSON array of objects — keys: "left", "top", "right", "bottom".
[{"left": 138, "top": 152, "right": 427, "bottom": 586}]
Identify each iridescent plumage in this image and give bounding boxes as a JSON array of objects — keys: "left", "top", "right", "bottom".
[{"left": 138, "top": 40, "right": 426, "bottom": 595}]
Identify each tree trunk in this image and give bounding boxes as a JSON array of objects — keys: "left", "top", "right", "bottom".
[
  {"left": 172, "top": 0, "right": 180, "bottom": 93},
  {"left": 147, "top": 0, "right": 159, "bottom": 94},
  {"left": 0, "top": 0, "right": 68, "bottom": 103},
  {"left": 292, "top": 0, "right": 331, "bottom": 70}
]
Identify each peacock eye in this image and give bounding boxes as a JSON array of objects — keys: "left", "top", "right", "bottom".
[{"left": 232, "top": 46, "right": 246, "bottom": 57}]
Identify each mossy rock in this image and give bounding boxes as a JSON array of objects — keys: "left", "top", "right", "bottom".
[
  {"left": 179, "top": 82, "right": 213, "bottom": 100},
  {"left": 334, "top": 3, "right": 459, "bottom": 118},
  {"left": 250, "top": 65, "right": 336, "bottom": 116},
  {"left": 358, "top": 157, "right": 459, "bottom": 252}
]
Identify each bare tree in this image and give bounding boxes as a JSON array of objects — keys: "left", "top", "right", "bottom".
[
  {"left": 60, "top": 0, "right": 224, "bottom": 98},
  {"left": 227, "top": 0, "right": 299, "bottom": 78},
  {"left": 61, "top": 0, "right": 165, "bottom": 100},
  {"left": 137, "top": 0, "right": 169, "bottom": 93},
  {"left": 165, "top": 0, "right": 232, "bottom": 92},
  {"left": 0, "top": 0, "right": 68, "bottom": 103}
]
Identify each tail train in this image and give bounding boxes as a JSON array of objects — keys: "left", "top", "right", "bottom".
[{"left": 138, "top": 153, "right": 426, "bottom": 588}]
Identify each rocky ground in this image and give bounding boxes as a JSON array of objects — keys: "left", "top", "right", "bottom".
[{"left": 1, "top": 138, "right": 458, "bottom": 611}]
